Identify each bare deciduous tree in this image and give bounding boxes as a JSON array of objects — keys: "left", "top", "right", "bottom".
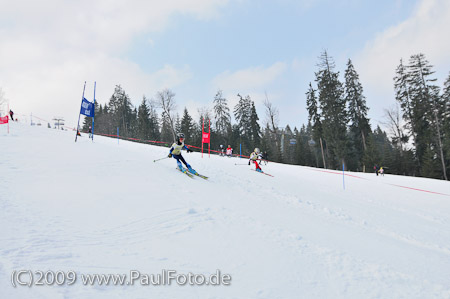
[
  {"left": 263, "top": 92, "right": 279, "bottom": 135},
  {"left": 156, "top": 88, "right": 177, "bottom": 141},
  {"left": 382, "top": 105, "right": 408, "bottom": 154},
  {"left": 263, "top": 92, "right": 281, "bottom": 159},
  {"left": 198, "top": 106, "right": 212, "bottom": 121}
]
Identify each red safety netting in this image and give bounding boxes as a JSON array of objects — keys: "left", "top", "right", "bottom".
[{"left": 91, "top": 131, "right": 251, "bottom": 159}]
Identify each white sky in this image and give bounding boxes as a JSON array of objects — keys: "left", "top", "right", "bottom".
[{"left": 0, "top": 0, "right": 449, "bottom": 130}]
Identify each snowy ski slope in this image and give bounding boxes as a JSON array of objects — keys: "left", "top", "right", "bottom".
[{"left": 1, "top": 123, "right": 450, "bottom": 298}]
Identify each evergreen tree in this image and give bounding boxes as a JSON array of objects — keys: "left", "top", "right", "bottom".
[
  {"left": 408, "top": 54, "right": 434, "bottom": 173},
  {"left": 396, "top": 53, "right": 447, "bottom": 179},
  {"left": 98, "top": 104, "right": 112, "bottom": 134},
  {"left": 174, "top": 114, "right": 181, "bottom": 135},
  {"left": 306, "top": 82, "right": 324, "bottom": 167},
  {"left": 106, "top": 85, "right": 135, "bottom": 137},
  {"left": 180, "top": 107, "right": 195, "bottom": 141},
  {"left": 130, "top": 107, "right": 138, "bottom": 138},
  {"left": 315, "top": 51, "right": 348, "bottom": 169},
  {"left": 306, "top": 82, "right": 322, "bottom": 140},
  {"left": 362, "top": 132, "right": 380, "bottom": 173},
  {"left": 394, "top": 58, "right": 420, "bottom": 174},
  {"left": 249, "top": 101, "right": 261, "bottom": 150},
  {"left": 422, "top": 144, "right": 440, "bottom": 179},
  {"left": 442, "top": 73, "right": 450, "bottom": 177},
  {"left": 344, "top": 59, "right": 371, "bottom": 171},
  {"left": 213, "top": 90, "right": 232, "bottom": 143},
  {"left": 428, "top": 84, "right": 447, "bottom": 180},
  {"left": 293, "top": 127, "right": 303, "bottom": 165},
  {"left": 137, "top": 97, "right": 151, "bottom": 140},
  {"left": 233, "top": 94, "right": 252, "bottom": 153},
  {"left": 148, "top": 99, "right": 160, "bottom": 141}
]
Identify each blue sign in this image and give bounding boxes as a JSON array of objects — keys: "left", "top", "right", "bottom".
[{"left": 80, "top": 98, "right": 94, "bottom": 117}]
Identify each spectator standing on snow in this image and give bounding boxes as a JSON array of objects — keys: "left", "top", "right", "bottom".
[{"left": 226, "top": 145, "right": 233, "bottom": 157}]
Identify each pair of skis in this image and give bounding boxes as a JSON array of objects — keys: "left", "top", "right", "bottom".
[
  {"left": 177, "top": 167, "right": 208, "bottom": 180},
  {"left": 235, "top": 163, "right": 274, "bottom": 177},
  {"left": 251, "top": 169, "right": 274, "bottom": 177}
]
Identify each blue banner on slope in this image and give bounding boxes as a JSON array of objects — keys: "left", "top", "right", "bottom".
[{"left": 80, "top": 98, "right": 94, "bottom": 117}]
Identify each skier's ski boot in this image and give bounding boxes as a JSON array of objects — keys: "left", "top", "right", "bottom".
[
  {"left": 256, "top": 168, "right": 263, "bottom": 173},
  {"left": 187, "top": 165, "right": 197, "bottom": 174},
  {"left": 178, "top": 163, "right": 184, "bottom": 172}
]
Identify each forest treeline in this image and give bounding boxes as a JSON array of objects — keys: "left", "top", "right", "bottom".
[{"left": 82, "top": 51, "right": 450, "bottom": 180}]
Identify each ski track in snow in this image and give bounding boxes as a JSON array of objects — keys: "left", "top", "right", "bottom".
[{"left": 1, "top": 123, "right": 450, "bottom": 298}]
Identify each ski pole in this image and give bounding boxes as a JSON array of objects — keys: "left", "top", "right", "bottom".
[
  {"left": 234, "top": 163, "right": 249, "bottom": 166},
  {"left": 154, "top": 156, "right": 170, "bottom": 162}
]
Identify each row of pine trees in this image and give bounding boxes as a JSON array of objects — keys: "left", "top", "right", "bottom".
[{"left": 82, "top": 51, "right": 450, "bottom": 180}]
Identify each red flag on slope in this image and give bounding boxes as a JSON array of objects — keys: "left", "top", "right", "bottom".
[{"left": 0, "top": 115, "right": 8, "bottom": 124}]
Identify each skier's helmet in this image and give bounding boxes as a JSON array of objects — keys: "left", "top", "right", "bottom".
[
  {"left": 177, "top": 132, "right": 185, "bottom": 141},
  {"left": 254, "top": 148, "right": 260, "bottom": 154}
]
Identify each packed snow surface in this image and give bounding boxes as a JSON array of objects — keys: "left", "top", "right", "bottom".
[{"left": 1, "top": 123, "right": 450, "bottom": 298}]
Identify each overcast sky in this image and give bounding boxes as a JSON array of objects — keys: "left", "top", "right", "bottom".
[{"left": 1, "top": 0, "right": 450, "bottom": 131}]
